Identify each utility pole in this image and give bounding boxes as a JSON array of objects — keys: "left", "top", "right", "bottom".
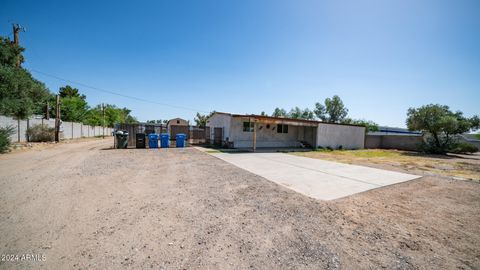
[
  {"left": 12, "top": 23, "right": 26, "bottom": 68},
  {"left": 55, "top": 95, "right": 60, "bottom": 142},
  {"left": 102, "top": 103, "right": 105, "bottom": 139},
  {"left": 45, "top": 101, "right": 50, "bottom": 120}
]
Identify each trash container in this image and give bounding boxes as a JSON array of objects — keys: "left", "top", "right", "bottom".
[
  {"left": 136, "top": 133, "right": 146, "bottom": 148},
  {"left": 115, "top": 131, "right": 129, "bottom": 149},
  {"left": 160, "top": 133, "right": 170, "bottom": 148},
  {"left": 148, "top": 133, "right": 159, "bottom": 148},
  {"left": 176, "top": 133, "right": 186, "bottom": 148}
]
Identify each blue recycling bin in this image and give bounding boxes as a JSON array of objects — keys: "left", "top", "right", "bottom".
[
  {"left": 176, "top": 133, "right": 186, "bottom": 148},
  {"left": 160, "top": 133, "right": 170, "bottom": 148},
  {"left": 148, "top": 133, "right": 159, "bottom": 148}
]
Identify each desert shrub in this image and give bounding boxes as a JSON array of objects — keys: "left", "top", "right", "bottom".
[
  {"left": 418, "top": 135, "right": 456, "bottom": 154},
  {"left": 450, "top": 142, "right": 478, "bottom": 154},
  {"left": 26, "top": 124, "right": 55, "bottom": 142},
  {"left": 0, "top": 125, "right": 15, "bottom": 153}
]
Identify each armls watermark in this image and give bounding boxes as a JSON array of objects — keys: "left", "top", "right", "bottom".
[{"left": 1, "top": 254, "right": 46, "bottom": 262}]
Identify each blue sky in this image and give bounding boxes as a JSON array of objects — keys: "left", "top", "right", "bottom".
[{"left": 1, "top": 0, "right": 479, "bottom": 127}]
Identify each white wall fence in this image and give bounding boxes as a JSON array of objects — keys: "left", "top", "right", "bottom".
[{"left": 0, "top": 115, "right": 113, "bottom": 142}]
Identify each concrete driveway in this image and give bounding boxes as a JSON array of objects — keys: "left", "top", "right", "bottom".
[{"left": 206, "top": 151, "right": 421, "bottom": 200}]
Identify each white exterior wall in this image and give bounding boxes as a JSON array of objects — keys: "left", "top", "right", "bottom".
[
  {"left": 206, "top": 113, "right": 232, "bottom": 142},
  {"left": 316, "top": 123, "right": 365, "bottom": 149}
]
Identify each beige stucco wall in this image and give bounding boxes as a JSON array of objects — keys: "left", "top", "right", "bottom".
[
  {"left": 316, "top": 123, "right": 365, "bottom": 149},
  {"left": 229, "top": 118, "right": 316, "bottom": 148}
]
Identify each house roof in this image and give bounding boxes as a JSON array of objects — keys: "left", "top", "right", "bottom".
[
  {"left": 212, "top": 112, "right": 365, "bottom": 128},
  {"left": 167, "top": 117, "right": 188, "bottom": 124}
]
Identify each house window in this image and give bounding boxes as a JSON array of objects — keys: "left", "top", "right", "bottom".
[
  {"left": 277, "top": 124, "right": 288, "bottom": 133},
  {"left": 243, "top": 122, "right": 254, "bottom": 132},
  {"left": 177, "top": 120, "right": 180, "bottom": 124}
]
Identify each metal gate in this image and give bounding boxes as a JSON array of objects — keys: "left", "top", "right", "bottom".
[
  {"left": 214, "top": 127, "right": 223, "bottom": 146},
  {"left": 189, "top": 126, "right": 206, "bottom": 144},
  {"left": 205, "top": 126, "right": 211, "bottom": 144},
  {"left": 170, "top": 125, "right": 189, "bottom": 140}
]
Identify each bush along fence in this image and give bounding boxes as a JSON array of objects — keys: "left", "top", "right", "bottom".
[{"left": 0, "top": 115, "right": 113, "bottom": 143}]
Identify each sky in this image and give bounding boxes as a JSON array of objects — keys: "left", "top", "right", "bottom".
[{"left": 1, "top": 0, "right": 479, "bottom": 127}]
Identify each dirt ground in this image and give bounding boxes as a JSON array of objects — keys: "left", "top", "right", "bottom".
[{"left": 0, "top": 139, "right": 479, "bottom": 269}]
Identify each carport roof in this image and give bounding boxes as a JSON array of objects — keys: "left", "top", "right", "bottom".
[{"left": 213, "top": 112, "right": 364, "bottom": 127}]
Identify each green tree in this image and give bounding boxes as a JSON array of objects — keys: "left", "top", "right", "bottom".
[
  {"left": 288, "top": 107, "right": 315, "bottom": 120},
  {"left": 59, "top": 85, "right": 86, "bottom": 100},
  {"left": 84, "top": 104, "right": 137, "bottom": 127},
  {"left": 0, "top": 36, "right": 52, "bottom": 126},
  {"left": 83, "top": 107, "right": 102, "bottom": 126},
  {"left": 406, "top": 104, "right": 480, "bottom": 154},
  {"left": 314, "top": 95, "right": 348, "bottom": 123},
  {"left": 272, "top": 107, "right": 287, "bottom": 117},
  {"left": 194, "top": 111, "right": 215, "bottom": 127},
  {"left": 60, "top": 97, "right": 88, "bottom": 122},
  {"left": 0, "top": 65, "right": 52, "bottom": 119},
  {"left": 0, "top": 37, "right": 24, "bottom": 67},
  {"left": 343, "top": 118, "right": 379, "bottom": 133},
  {"left": 120, "top": 107, "right": 138, "bottom": 124}
]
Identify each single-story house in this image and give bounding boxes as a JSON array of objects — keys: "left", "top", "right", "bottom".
[{"left": 206, "top": 112, "right": 365, "bottom": 150}]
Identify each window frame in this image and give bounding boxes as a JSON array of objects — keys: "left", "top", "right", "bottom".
[
  {"left": 243, "top": 121, "right": 254, "bottom": 132},
  {"left": 277, "top": 124, "right": 288, "bottom": 134}
]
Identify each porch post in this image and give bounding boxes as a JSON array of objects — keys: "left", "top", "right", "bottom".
[{"left": 252, "top": 118, "right": 256, "bottom": 152}]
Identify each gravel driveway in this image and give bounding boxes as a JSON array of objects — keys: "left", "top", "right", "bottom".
[{"left": 0, "top": 139, "right": 479, "bottom": 269}]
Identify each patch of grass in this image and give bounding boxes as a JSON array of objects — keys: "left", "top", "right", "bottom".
[
  {"left": 312, "top": 149, "right": 403, "bottom": 158},
  {"left": 313, "top": 148, "right": 334, "bottom": 153},
  {"left": 474, "top": 134, "right": 480, "bottom": 140},
  {"left": 206, "top": 150, "right": 221, "bottom": 153},
  {"left": 292, "top": 149, "right": 480, "bottom": 181}
]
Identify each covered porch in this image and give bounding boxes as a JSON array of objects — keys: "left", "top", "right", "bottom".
[{"left": 229, "top": 115, "right": 318, "bottom": 151}]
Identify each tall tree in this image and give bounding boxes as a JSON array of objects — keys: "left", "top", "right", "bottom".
[
  {"left": 406, "top": 104, "right": 479, "bottom": 153},
  {"left": 0, "top": 37, "right": 51, "bottom": 120},
  {"left": 343, "top": 118, "right": 379, "bottom": 133},
  {"left": 288, "top": 107, "right": 315, "bottom": 120},
  {"left": 83, "top": 104, "right": 137, "bottom": 127},
  {"left": 194, "top": 111, "right": 215, "bottom": 127},
  {"left": 59, "top": 85, "right": 86, "bottom": 100},
  {"left": 314, "top": 95, "right": 348, "bottom": 123},
  {"left": 272, "top": 107, "right": 287, "bottom": 117},
  {"left": 60, "top": 96, "right": 89, "bottom": 122},
  {"left": 0, "top": 37, "right": 24, "bottom": 67}
]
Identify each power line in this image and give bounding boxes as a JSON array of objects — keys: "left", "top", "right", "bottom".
[{"left": 29, "top": 68, "right": 209, "bottom": 113}]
